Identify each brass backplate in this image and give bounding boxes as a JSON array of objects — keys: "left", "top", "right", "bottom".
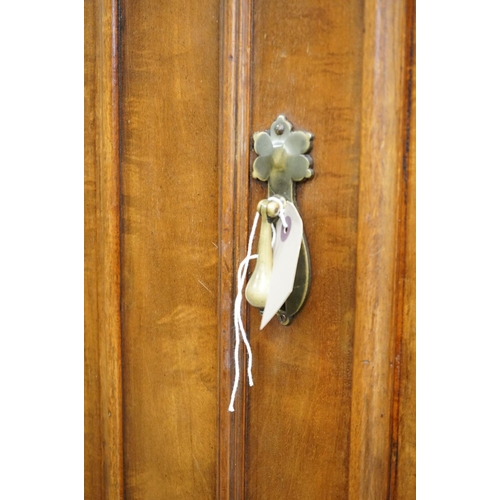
[{"left": 251, "top": 115, "right": 314, "bottom": 325}]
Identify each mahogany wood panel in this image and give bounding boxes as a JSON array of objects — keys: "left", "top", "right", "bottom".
[
  {"left": 84, "top": 0, "right": 124, "bottom": 499},
  {"left": 247, "top": 1, "right": 364, "bottom": 498},
  {"left": 348, "top": 0, "right": 410, "bottom": 498},
  {"left": 85, "top": 0, "right": 416, "bottom": 497},
  {"left": 84, "top": 0, "right": 103, "bottom": 496},
  {"left": 393, "top": 3, "right": 416, "bottom": 497},
  {"left": 120, "top": 0, "right": 220, "bottom": 498}
]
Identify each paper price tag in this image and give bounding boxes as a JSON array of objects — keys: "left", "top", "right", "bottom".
[{"left": 260, "top": 203, "right": 303, "bottom": 330}]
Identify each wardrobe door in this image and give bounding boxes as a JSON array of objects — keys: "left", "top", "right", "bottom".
[{"left": 84, "top": 0, "right": 415, "bottom": 498}]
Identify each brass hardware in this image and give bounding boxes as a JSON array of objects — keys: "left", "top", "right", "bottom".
[
  {"left": 251, "top": 115, "right": 314, "bottom": 325},
  {"left": 245, "top": 200, "right": 275, "bottom": 308}
]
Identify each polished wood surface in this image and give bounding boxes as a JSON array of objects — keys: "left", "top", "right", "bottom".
[
  {"left": 85, "top": 0, "right": 416, "bottom": 497},
  {"left": 247, "top": 0, "right": 364, "bottom": 497},
  {"left": 84, "top": 1, "right": 103, "bottom": 496},
  {"left": 218, "top": 0, "right": 253, "bottom": 497},
  {"left": 84, "top": 0, "right": 124, "bottom": 498},
  {"left": 393, "top": 3, "right": 416, "bottom": 497},
  {"left": 348, "top": 0, "right": 409, "bottom": 498},
  {"left": 119, "top": 0, "right": 220, "bottom": 497}
]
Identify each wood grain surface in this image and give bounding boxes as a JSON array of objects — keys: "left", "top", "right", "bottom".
[
  {"left": 217, "top": 0, "right": 253, "bottom": 498},
  {"left": 348, "top": 0, "right": 410, "bottom": 498},
  {"left": 247, "top": 0, "right": 364, "bottom": 498},
  {"left": 84, "top": 0, "right": 103, "bottom": 496},
  {"left": 393, "top": 2, "right": 416, "bottom": 497},
  {"left": 119, "top": 0, "right": 220, "bottom": 498},
  {"left": 84, "top": 0, "right": 124, "bottom": 498},
  {"left": 85, "top": 0, "right": 416, "bottom": 497}
]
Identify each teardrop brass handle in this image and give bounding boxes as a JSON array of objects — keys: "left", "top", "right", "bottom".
[
  {"left": 249, "top": 116, "right": 314, "bottom": 325},
  {"left": 245, "top": 199, "right": 281, "bottom": 308}
]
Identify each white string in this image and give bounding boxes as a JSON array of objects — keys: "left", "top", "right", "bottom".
[
  {"left": 228, "top": 197, "right": 288, "bottom": 412},
  {"left": 228, "top": 211, "right": 260, "bottom": 412},
  {"left": 236, "top": 254, "right": 256, "bottom": 386},
  {"left": 271, "top": 223, "right": 277, "bottom": 248}
]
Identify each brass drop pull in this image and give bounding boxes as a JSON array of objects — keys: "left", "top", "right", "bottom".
[
  {"left": 245, "top": 199, "right": 282, "bottom": 308},
  {"left": 247, "top": 115, "right": 314, "bottom": 325},
  {"left": 229, "top": 117, "right": 314, "bottom": 409}
]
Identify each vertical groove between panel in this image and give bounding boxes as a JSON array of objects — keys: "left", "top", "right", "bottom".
[{"left": 218, "top": 0, "right": 253, "bottom": 498}]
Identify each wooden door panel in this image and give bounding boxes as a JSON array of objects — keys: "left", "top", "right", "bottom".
[
  {"left": 120, "top": 0, "right": 220, "bottom": 498},
  {"left": 84, "top": 1, "right": 104, "bottom": 497},
  {"left": 247, "top": 0, "right": 364, "bottom": 498},
  {"left": 393, "top": 6, "right": 416, "bottom": 498},
  {"left": 84, "top": 0, "right": 415, "bottom": 498}
]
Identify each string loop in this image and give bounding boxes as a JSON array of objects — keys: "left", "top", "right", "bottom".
[
  {"left": 228, "top": 211, "right": 260, "bottom": 412},
  {"left": 228, "top": 196, "right": 289, "bottom": 412}
]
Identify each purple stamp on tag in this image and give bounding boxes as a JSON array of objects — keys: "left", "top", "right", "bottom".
[{"left": 280, "top": 216, "right": 292, "bottom": 242}]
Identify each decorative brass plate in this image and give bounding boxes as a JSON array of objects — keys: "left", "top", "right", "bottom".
[{"left": 252, "top": 115, "right": 314, "bottom": 325}]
